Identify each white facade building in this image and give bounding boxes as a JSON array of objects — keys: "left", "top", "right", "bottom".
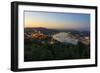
[{"left": 52, "top": 32, "right": 78, "bottom": 45}]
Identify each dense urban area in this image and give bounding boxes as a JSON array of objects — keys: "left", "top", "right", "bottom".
[{"left": 24, "top": 27, "right": 90, "bottom": 62}]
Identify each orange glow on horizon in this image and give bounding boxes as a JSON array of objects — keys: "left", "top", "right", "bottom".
[{"left": 24, "top": 18, "right": 81, "bottom": 29}]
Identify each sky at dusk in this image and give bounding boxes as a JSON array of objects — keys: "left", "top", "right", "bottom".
[{"left": 24, "top": 11, "right": 90, "bottom": 31}]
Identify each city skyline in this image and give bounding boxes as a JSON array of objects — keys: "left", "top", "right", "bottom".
[{"left": 24, "top": 11, "right": 90, "bottom": 31}]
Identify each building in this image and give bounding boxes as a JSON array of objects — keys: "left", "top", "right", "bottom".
[{"left": 52, "top": 32, "right": 78, "bottom": 45}]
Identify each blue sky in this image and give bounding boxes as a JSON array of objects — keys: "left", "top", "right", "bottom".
[{"left": 24, "top": 11, "right": 90, "bottom": 31}]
